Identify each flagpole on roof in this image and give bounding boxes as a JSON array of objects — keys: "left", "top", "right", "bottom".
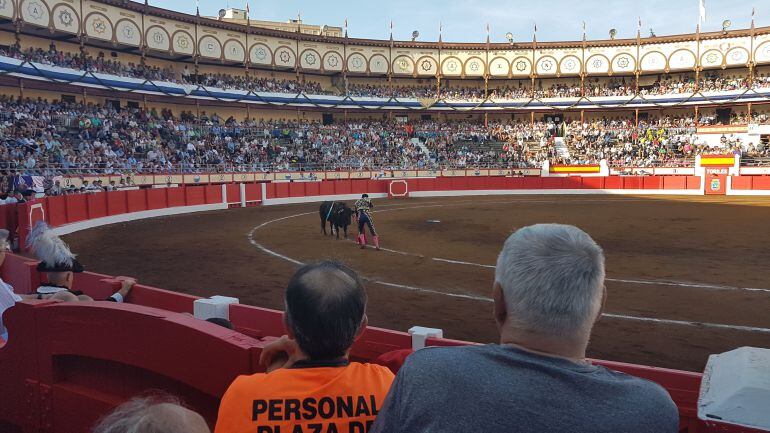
[
  {"left": 695, "top": 21, "right": 701, "bottom": 93},
  {"left": 581, "top": 21, "right": 586, "bottom": 98},
  {"left": 531, "top": 22, "right": 537, "bottom": 99},
  {"left": 343, "top": 18, "right": 348, "bottom": 92},
  {"left": 244, "top": 0, "right": 250, "bottom": 80},
  {"left": 295, "top": 11, "right": 301, "bottom": 80},
  {"left": 484, "top": 23, "right": 490, "bottom": 106},
  {"left": 635, "top": 17, "right": 641, "bottom": 96},
  {"left": 388, "top": 20, "right": 393, "bottom": 96},
  {"left": 750, "top": 8, "right": 756, "bottom": 86}
]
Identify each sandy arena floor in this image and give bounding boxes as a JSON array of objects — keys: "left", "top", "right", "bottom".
[{"left": 65, "top": 194, "right": 770, "bottom": 372}]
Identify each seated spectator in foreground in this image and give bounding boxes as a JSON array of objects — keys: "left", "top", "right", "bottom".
[
  {"left": 371, "top": 224, "right": 679, "bottom": 433},
  {"left": 0, "top": 229, "right": 29, "bottom": 341},
  {"left": 27, "top": 222, "right": 135, "bottom": 302},
  {"left": 93, "top": 393, "right": 210, "bottom": 433},
  {"left": 215, "top": 261, "right": 394, "bottom": 433}
]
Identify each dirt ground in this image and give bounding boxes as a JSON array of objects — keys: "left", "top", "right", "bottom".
[{"left": 65, "top": 195, "right": 770, "bottom": 372}]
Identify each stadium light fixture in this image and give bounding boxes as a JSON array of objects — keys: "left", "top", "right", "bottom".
[
  {"left": 722, "top": 19, "right": 732, "bottom": 34},
  {"left": 411, "top": 30, "right": 420, "bottom": 41}
]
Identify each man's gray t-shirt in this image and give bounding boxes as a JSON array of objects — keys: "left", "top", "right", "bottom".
[{"left": 371, "top": 344, "right": 679, "bottom": 433}]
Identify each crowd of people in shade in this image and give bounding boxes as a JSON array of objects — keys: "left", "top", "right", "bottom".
[
  {"left": 1, "top": 96, "right": 769, "bottom": 196},
  {"left": 6, "top": 44, "right": 770, "bottom": 100},
  {"left": 0, "top": 222, "right": 684, "bottom": 433}
]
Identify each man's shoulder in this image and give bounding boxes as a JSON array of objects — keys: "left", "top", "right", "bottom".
[{"left": 402, "top": 344, "right": 491, "bottom": 372}]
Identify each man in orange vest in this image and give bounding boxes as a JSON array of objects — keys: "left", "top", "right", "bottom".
[{"left": 215, "top": 261, "right": 394, "bottom": 433}]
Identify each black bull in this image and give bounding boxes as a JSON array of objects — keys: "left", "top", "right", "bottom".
[{"left": 319, "top": 201, "right": 353, "bottom": 239}]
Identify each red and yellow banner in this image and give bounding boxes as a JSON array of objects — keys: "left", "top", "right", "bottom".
[
  {"left": 550, "top": 165, "right": 600, "bottom": 174},
  {"left": 700, "top": 154, "right": 735, "bottom": 167}
]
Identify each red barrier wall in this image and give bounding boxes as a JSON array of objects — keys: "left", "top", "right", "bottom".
[
  {"left": 106, "top": 191, "right": 128, "bottom": 215},
  {"left": 751, "top": 176, "right": 770, "bottom": 190},
  {"left": 14, "top": 173, "right": 770, "bottom": 433}
]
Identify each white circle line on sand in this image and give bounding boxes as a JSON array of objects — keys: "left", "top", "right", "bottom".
[{"left": 247, "top": 201, "right": 770, "bottom": 334}]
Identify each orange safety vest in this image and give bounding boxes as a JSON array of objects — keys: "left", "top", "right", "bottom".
[{"left": 215, "top": 361, "right": 394, "bottom": 433}]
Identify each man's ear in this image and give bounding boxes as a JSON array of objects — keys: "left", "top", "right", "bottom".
[
  {"left": 282, "top": 311, "right": 296, "bottom": 339},
  {"left": 65, "top": 271, "right": 74, "bottom": 288},
  {"left": 493, "top": 282, "right": 507, "bottom": 330},
  {"left": 595, "top": 284, "right": 607, "bottom": 324},
  {"left": 354, "top": 314, "right": 368, "bottom": 342}
]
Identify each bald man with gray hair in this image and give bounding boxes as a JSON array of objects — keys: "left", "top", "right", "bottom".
[{"left": 371, "top": 224, "right": 679, "bottom": 433}]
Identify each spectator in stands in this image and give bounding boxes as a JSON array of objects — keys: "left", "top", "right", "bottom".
[
  {"left": 27, "top": 223, "right": 135, "bottom": 302},
  {"left": 214, "top": 261, "right": 394, "bottom": 433},
  {"left": 93, "top": 394, "right": 210, "bottom": 433},
  {"left": 0, "top": 228, "right": 26, "bottom": 341},
  {"left": 48, "top": 180, "right": 63, "bottom": 196},
  {"left": 371, "top": 224, "right": 679, "bottom": 433}
]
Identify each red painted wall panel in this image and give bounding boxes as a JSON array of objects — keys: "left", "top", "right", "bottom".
[
  {"left": 273, "top": 183, "right": 289, "bottom": 198},
  {"left": 663, "top": 176, "right": 687, "bottom": 190},
  {"left": 435, "top": 177, "right": 453, "bottom": 190},
  {"left": 204, "top": 185, "right": 223, "bottom": 204},
  {"left": 368, "top": 180, "right": 388, "bottom": 193},
  {"left": 263, "top": 183, "right": 275, "bottom": 199},
  {"left": 166, "top": 188, "right": 186, "bottom": 207},
  {"left": 146, "top": 188, "right": 167, "bottom": 210},
  {"left": 686, "top": 176, "right": 702, "bottom": 190},
  {"left": 351, "top": 180, "right": 369, "bottom": 194},
  {"left": 541, "top": 177, "right": 565, "bottom": 189},
  {"left": 289, "top": 182, "right": 306, "bottom": 197},
  {"left": 751, "top": 176, "right": 770, "bottom": 190},
  {"left": 604, "top": 176, "right": 622, "bottom": 189},
  {"left": 319, "top": 181, "right": 335, "bottom": 196},
  {"left": 65, "top": 194, "right": 88, "bottom": 223},
  {"left": 225, "top": 184, "right": 241, "bottom": 203},
  {"left": 622, "top": 177, "right": 642, "bottom": 189},
  {"left": 126, "top": 190, "right": 147, "bottom": 212},
  {"left": 334, "top": 180, "right": 352, "bottom": 195},
  {"left": 244, "top": 183, "right": 262, "bottom": 202},
  {"left": 184, "top": 187, "right": 206, "bottom": 206},
  {"left": 86, "top": 193, "right": 108, "bottom": 219},
  {"left": 451, "top": 177, "right": 469, "bottom": 190},
  {"left": 106, "top": 191, "right": 128, "bottom": 216},
  {"left": 729, "top": 176, "right": 752, "bottom": 190},
  {"left": 46, "top": 195, "right": 68, "bottom": 227},
  {"left": 521, "top": 177, "right": 542, "bottom": 189},
  {"left": 561, "top": 176, "right": 583, "bottom": 189},
  {"left": 304, "top": 182, "right": 320, "bottom": 197},
  {"left": 642, "top": 176, "right": 663, "bottom": 190},
  {"left": 581, "top": 177, "right": 604, "bottom": 189}
]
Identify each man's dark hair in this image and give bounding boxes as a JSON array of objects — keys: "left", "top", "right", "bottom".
[{"left": 285, "top": 261, "right": 367, "bottom": 360}]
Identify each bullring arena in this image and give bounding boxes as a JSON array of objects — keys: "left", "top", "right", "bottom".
[
  {"left": 3, "top": 0, "right": 770, "bottom": 431},
  {"left": 65, "top": 192, "right": 770, "bottom": 372}
]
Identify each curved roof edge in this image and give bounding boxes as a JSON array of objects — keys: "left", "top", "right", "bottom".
[{"left": 99, "top": 0, "right": 769, "bottom": 50}]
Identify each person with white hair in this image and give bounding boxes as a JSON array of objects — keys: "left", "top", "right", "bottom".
[
  {"left": 26, "top": 222, "right": 135, "bottom": 302},
  {"left": 92, "top": 394, "right": 210, "bottom": 433},
  {"left": 371, "top": 224, "right": 679, "bottom": 433}
]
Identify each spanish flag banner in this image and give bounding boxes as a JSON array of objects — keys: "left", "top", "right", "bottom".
[
  {"left": 700, "top": 154, "right": 735, "bottom": 167},
  {"left": 550, "top": 165, "right": 601, "bottom": 173}
]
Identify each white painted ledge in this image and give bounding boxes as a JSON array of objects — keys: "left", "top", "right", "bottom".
[{"left": 409, "top": 189, "right": 702, "bottom": 197}]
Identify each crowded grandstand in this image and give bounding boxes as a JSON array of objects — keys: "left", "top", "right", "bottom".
[{"left": 1, "top": 0, "right": 770, "bottom": 432}]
